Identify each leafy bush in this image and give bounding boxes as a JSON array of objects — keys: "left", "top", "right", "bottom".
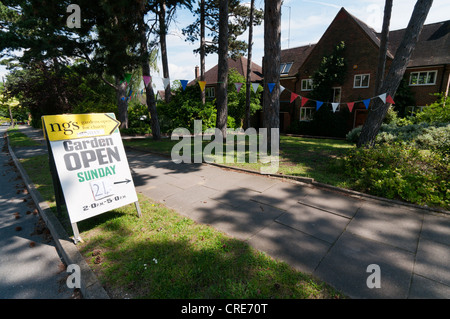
[
  {"left": 414, "top": 93, "right": 450, "bottom": 124},
  {"left": 345, "top": 143, "right": 449, "bottom": 209},
  {"left": 120, "top": 101, "right": 152, "bottom": 135}
]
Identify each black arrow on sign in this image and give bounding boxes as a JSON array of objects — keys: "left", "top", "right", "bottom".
[{"left": 114, "top": 179, "right": 131, "bottom": 185}]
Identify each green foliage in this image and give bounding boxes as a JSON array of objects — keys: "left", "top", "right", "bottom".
[
  {"left": 120, "top": 101, "right": 152, "bottom": 136},
  {"left": 226, "top": 68, "right": 262, "bottom": 127},
  {"left": 345, "top": 143, "right": 449, "bottom": 209},
  {"left": 309, "top": 41, "right": 346, "bottom": 103},
  {"left": 414, "top": 94, "right": 450, "bottom": 124}
]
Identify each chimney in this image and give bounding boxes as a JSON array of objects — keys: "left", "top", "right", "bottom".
[{"left": 195, "top": 65, "right": 199, "bottom": 79}]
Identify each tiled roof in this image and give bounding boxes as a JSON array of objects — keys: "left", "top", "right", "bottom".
[{"left": 189, "top": 56, "right": 263, "bottom": 86}]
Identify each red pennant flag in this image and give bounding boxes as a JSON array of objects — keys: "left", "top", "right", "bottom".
[
  {"left": 347, "top": 102, "right": 355, "bottom": 112},
  {"left": 386, "top": 95, "right": 395, "bottom": 104},
  {"left": 290, "top": 92, "right": 299, "bottom": 103},
  {"left": 301, "top": 97, "right": 309, "bottom": 107}
]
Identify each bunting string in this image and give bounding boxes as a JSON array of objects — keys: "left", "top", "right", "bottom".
[{"left": 120, "top": 73, "right": 395, "bottom": 111}]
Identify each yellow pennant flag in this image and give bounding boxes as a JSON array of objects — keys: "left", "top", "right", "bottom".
[{"left": 198, "top": 81, "right": 206, "bottom": 92}]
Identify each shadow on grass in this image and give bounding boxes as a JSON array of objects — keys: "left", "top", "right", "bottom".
[{"left": 77, "top": 198, "right": 340, "bottom": 299}]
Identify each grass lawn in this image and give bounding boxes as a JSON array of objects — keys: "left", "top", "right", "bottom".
[
  {"left": 123, "top": 134, "right": 354, "bottom": 187},
  {"left": 7, "top": 127, "right": 41, "bottom": 147},
  {"left": 18, "top": 142, "right": 345, "bottom": 299}
]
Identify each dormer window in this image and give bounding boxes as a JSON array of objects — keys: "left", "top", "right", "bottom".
[{"left": 280, "top": 62, "right": 293, "bottom": 74}]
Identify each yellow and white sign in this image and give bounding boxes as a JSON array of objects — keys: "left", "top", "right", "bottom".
[
  {"left": 42, "top": 113, "right": 120, "bottom": 141},
  {"left": 42, "top": 113, "right": 138, "bottom": 224}
]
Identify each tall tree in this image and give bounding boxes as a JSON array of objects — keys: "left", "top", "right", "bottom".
[
  {"left": 375, "top": 0, "right": 393, "bottom": 94},
  {"left": 244, "top": 0, "right": 255, "bottom": 129},
  {"left": 357, "top": 0, "right": 433, "bottom": 147},
  {"left": 263, "top": 0, "right": 282, "bottom": 151},
  {"left": 216, "top": 0, "right": 228, "bottom": 138}
]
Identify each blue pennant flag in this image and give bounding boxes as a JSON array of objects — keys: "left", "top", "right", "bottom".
[
  {"left": 316, "top": 101, "right": 323, "bottom": 110},
  {"left": 363, "top": 98, "right": 371, "bottom": 109},
  {"left": 180, "top": 80, "right": 188, "bottom": 91},
  {"left": 267, "top": 82, "right": 275, "bottom": 93}
]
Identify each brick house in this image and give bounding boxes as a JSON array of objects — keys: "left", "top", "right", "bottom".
[
  {"left": 189, "top": 56, "right": 263, "bottom": 100},
  {"left": 280, "top": 7, "right": 450, "bottom": 133}
]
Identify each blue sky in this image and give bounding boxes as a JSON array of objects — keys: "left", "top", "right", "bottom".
[{"left": 1, "top": 0, "right": 449, "bottom": 89}]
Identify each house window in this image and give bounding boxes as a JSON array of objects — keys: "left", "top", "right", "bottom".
[
  {"left": 301, "top": 79, "right": 313, "bottom": 91},
  {"left": 409, "top": 71, "right": 437, "bottom": 86},
  {"left": 280, "top": 62, "right": 293, "bottom": 74},
  {"left": 205, "top": 87, "right": 215, "bottom": 99},
  {"left": 300, "top": 107, "right": 315, "bottom": 121},
  {"left": 354, "top": 74, "right": 370, "bottom": 88},
  {"left": 332, "top": 87, "right": 341, "bottom": 111}
]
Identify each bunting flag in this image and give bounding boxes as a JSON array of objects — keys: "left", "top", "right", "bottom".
[
  {"left": 163, "top": 78, "right": 170, "bottom": 89},
  {"left": 143, "top": 75, "right": 151, "bottom": 87},
  {"left": 301, "top": 97, "right": 309, "bottom": 107},
  {"left": 332, "top": 103, "right": 340, "bottom": 113},
  {"left": 251, "top": 83, "right": 260, "bottom": 93},
  {"left": 290, "top": 92, "right": 299, "bottom": 103},
  {"left": 347, "top": 102, "right": 355, "bottom": 112},
  {"left": 267, "top": 82, "right": 275, "bottom": 93},
  {"left": 124, "top": 73, "right": 132, "bottom": 84},
  {"left": 316, "top": 101, "right": 324, "bottom": 111},
  {"left": 198, "top": 81, "right": 206, "bottom": 92},
  {"left": 180, "top": 80, "right": 188, "bottom": 91},
  {"left": 363, "top": 98, "right": 371, "bottom": 109},
  {"left": 386, "top": 94, "right": 395, "bottom": 104},
  {"left": 234, "top": 82, "right": 243, "bottom": 93},
  {"left": 280, "top": 86, "right": 285, "bottom": 93},
  {"left": 378, "top": 93, "right": 387, "bottom": 103}
]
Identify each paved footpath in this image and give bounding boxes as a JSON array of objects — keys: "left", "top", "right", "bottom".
[
  {"left": 0, "top": 126, "right": 75, "bottom": 299},
  {"left": 13, "top": 125, "right": 450, "bottom": 299}
]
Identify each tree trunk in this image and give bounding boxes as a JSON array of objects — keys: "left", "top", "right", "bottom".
[
  {"left": 200, "top": 0, "right": 206, "bottom": 104},
  {"left": 116, "top": 79, "right": 128, "bottom": 129},
  {"left": 159, "top": 0, "right": 171, "bottom": 103},
  {"left": 139, "top": 3, "right": 161, "bottom": 140},
  {"left": 216, "top": 0, "right": 229, "bottom": 138},
  {"left": 244, "top": 0, "right": 254, "bottom": 130},
  {"left": 375, "top": 0, "right": 393, "bottom": 95},
  {"left": 263, "top": 0, "right": 282, "bottom": 151},
  {"left": 357, "top": 0, "right": 433, "bottom": 148}
]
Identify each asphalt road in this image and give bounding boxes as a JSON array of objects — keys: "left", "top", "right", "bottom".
[{"left": 0, "top": 126, "right": 76, "bottom": 299}]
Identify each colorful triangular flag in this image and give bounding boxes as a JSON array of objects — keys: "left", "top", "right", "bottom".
[
  {"left": 386, "top": 94, "right": 395, "bottom": 104},
  {"left": 234, "top": 82, "right": 243, "bottom": 93},
  {"left": 163, "top": 78, "right": 170, "bottom": 89},
  {"left": 180, "top": 80, "right": 188, "bottom": 91},
  {"left": 290, "top": 92, "right": 299, "bottom": 103},
  {"left": 316, "top": 101, "right": 323, "bottom": 110},
  {"left": 332, "top": 103, "right": 340, "bottom": 113},
  {"left": 363, "top": 98, "right": 371, "bottom": 109},
  {"left": 143, "top": 75, "right": 151, "bottom": 87},
  {"left": 280, "top": 86, "right": 285, "bottom": 93},
  {"left": 124, "top": 73, "right": 132, "bottom": 84},
  {"left": 347, "top": 102, "right": 355, "bottom": 112},
  {"left": 301, "top": 97, "right": 309, "bottom": 107},
  {"left": 251, "top": 83, "right": 259, "bottom": 93},
  {"left": 378, "top": 93, "right": 387, "bottom": 103},
  {"left": 267, "top": 82, "right": 275, "bottom": 93},
  {"left": 198, "top": 81, "right": 206, "bottom": 92}
]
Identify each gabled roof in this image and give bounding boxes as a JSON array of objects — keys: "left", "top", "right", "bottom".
[
  {"left": 280, "top": 7, "right": 450, "bottom": 75},
  {"left": 189, "top": 56, "right": 263, "bottom": 86}
]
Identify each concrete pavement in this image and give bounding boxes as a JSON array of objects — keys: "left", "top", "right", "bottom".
[
  {"left": 0, "top": 126, "right": 75, "bottom": 298},
  {"left": 11, "top": 125, "right": 450, "bottom": 299}
]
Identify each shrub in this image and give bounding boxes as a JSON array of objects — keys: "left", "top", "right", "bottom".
[{"left": 345, "top": 143, "right": 450, "bottom": 209}]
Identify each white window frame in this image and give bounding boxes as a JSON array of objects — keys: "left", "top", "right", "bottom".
[
  {"left": 301, "top": 79, "right": 313, "bottom": 91},
  {"left": 280, "top": 62, "right": 294, "bottom": 75},
  {"left": 354, "top": 74, "right": 370, "bottom": 88},
  {"left": 409, "top": 71, "right": 437, "bottom": 86},
  {"left": 205, "top": 87, "right": 215, "bottom": 98},
  {"left": 332, "top": 87, "right": 341, "bottom": 111},
  {"left": 300, "top": 107, "right": 315, "bottom": 121}
]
